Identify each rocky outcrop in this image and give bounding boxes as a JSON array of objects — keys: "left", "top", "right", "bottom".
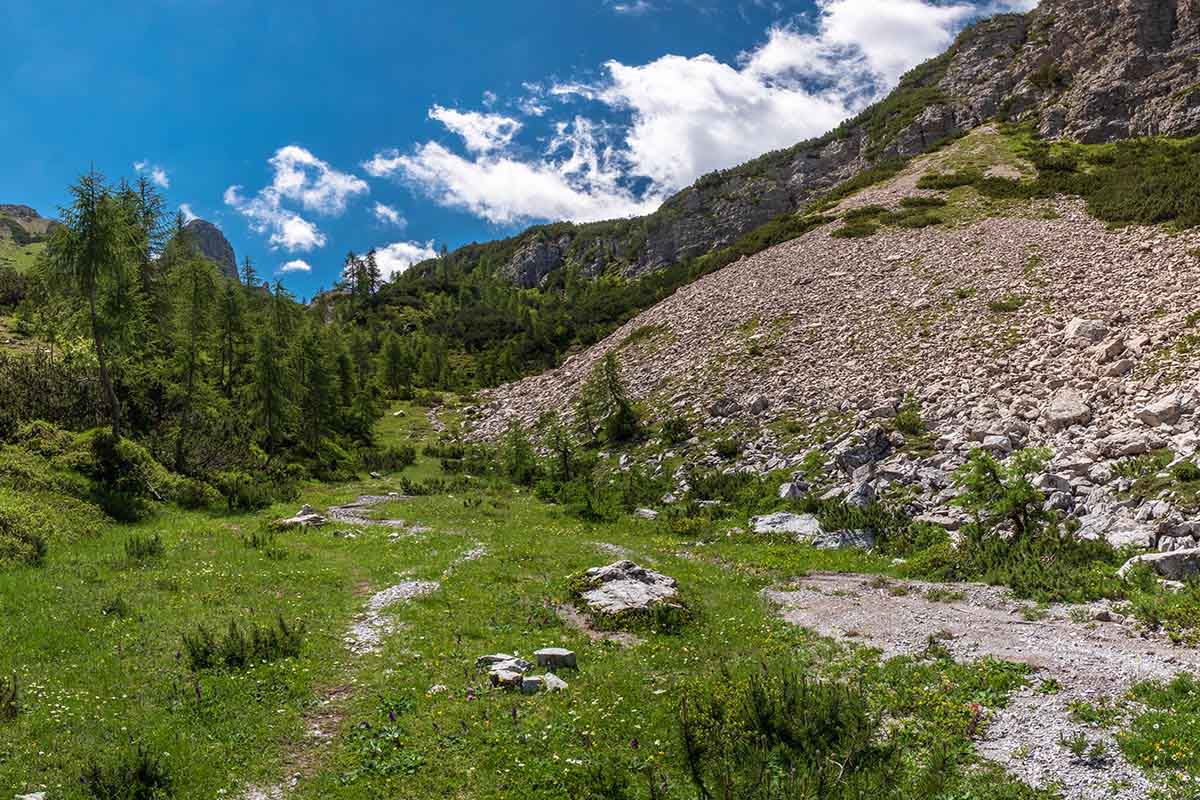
[
  {"left": 0, "top": 204, "right": 57, "bottom": 243},
  {"left": 578, "top": 560, "right": 679, "bottom": 616},
  {"left": 500, "top": 234, "right": 573, "bottom": 288},
  {"left": 181, "top": 219, "right": 238, "bottom": 280}
]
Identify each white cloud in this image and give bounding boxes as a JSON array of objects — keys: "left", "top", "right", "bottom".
[
  {"left": 278, "top": 259, "right": 312, "bottom": 274},
  {"left": 227, "top": 146, "right": 368, "bottom": 252},
  {"left": 224, "top": 185, "right": 326, "bottom": 252},
  {"left": 375, "top": 241, "right": 440, "bottom": 278},
  {"left": 134, "top": 160, "right": 170, "bottom": 189},
  {"left": 482, "top": 90, "right": 499, "bottom": 108},
  {"left": 267, "top": 145, "right": 369, "bottom": 215},
  {"left": 179, "top": 203, "right": 198, "bottom": 223},
  {"left": 373, "top": 202, "right": 407, "bottom": 227},
  {"left": 609, "top": 0, "right": 655, "bottom": 14},
  {"left": 428, "top": 105, "right": 522, "bottom": 154},
  {"left": 366, "top": 0, "right": 1024, "bottom": 227}
]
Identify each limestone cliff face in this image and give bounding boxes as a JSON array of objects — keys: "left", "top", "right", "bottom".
[
  {"left": 181, "top": 220, "right": 238, "bottom": 280},
  {"left": 457, "top": 0, "right": 1200, "bottom": 287}
]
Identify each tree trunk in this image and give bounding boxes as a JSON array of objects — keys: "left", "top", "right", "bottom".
[{"left": 89, "top": 288, "right": 121, "bottom": 438}]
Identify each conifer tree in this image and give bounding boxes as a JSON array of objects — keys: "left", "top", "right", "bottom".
[
  {"left": 239, "top": 256, "right": 259, "bottom": 288},
  {"left": 169, "top": 255, "right": 218, "bottom": 472}
]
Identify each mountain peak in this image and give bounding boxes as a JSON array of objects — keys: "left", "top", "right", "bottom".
[{"left": 181, "top": 219, "right": 238, "bottom": 280}]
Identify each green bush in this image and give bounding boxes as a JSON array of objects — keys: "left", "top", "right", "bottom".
[
  {"left": 80, "top": 744, "right": 173, "bottom": 800},
  {"left": 0, "top": 486, "right": 104, "bottom": 568},
  {"left": 124, "top": 534, "right": 165, "bottom": 562},
  {"left": 0, "top": 673, "right": 17, "bottom": 721},
  {"left": 660, "top": 415, "right": 692, "bottom": 445},
  {"left": 182, "top": 614, "right": 305, "bottom": 671},
  {"left": 917, "top": 170, "right": 982, "bottom": 190},
  {"left": 899, "top": 196, "right": 948, "bottom": 209},
  {"left": 831, "top": 222, "right": 880, "bottom": 239},
  {"left": 894, "top": 397, "right": 925, "bottom": 436},
  {"left": 714, "top": 437, "right": 740, "bottom": 460},
  {"left": 172, "top": 478, "right": 221, "bottom": 511},
  {"left": 359, "top": 444, "right": 417, "bottom": 473},
  {"left": 988, "top": 295, "right": 1027, "bottom": 313}
]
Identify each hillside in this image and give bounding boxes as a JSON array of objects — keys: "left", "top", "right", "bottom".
[
  {"left": 473, "top": 124, "right": 1200, "bottom": 549},
  {"left": 404, "top": 0, "right": 1200, "bottom": 289},
  {"left": 0, "top": 204, "right": 54, "bottom": 273}
]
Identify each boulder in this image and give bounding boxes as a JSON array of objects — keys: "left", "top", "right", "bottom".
[
  {"left": 832, "top": 427, "right": 892, "bottom": 474},
  {"left": 634, "top": 508, "right": 659, "bottom": 521},
  {"left": 1043, "top": 389, "right": 1091, "bottom": 431},
  {"left": 274, "top": 504, "right": 327, "bottom": 529},
  {"left": 1098, "top": 430, "right": 1166, "bottom": 458},
  {"left": 579, "top": 561, "right": 679, "bottom": 616},
  {"left": 520, "top": 675, "right": 545, "bottom": 695},
  {"left": 710, "top": 397, "right": 741, "bottom": 418},
  {"left": 845, "top": 480, "right": 876, "bottom": 509},
  {"left": 490, "top": 668, "right": 525, "bottom": 689},
  {"left": 752, "top": 512, "right": 823, "bottom": 538},
  {"left": 1118, "top": 547, "right": 1200, "bottom": 581},
  {"left": 1063, "top": 318, "right": 1109, "bottom": 344},
  {"left": 1138, "top": 394, "right": 1183, "bottom": 428},
  {"left": 543, "top": 673, "right": 569, "bottom": 691},
  {"left": 1078, "top": 510, "right": 1156, "bottom": 548},
  {"left": 748, "top": 395, "right": 770, "bottom": 415},
  {"left": 534, "top": 647, "right": 577, "bottom": 669},
  {"left": 813, "top": 529, "right": 876, "bottom": 550},
  {"left": 778, "top": 481, "right": 808, "bottom": 500}
]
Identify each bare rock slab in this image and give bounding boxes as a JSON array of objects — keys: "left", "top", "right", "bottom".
[
  {"left": 534, "top": 647, "right": 577, "bottom": 669},
  {"left": 580, "top": 560, "right": 679, "bottom": 615}
]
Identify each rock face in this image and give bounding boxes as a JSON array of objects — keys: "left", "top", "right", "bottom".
[
  {"left": 1119, "top": 548, "right": 1200, "bottom": 581},
  {"left": 419, "top": 0, "right": 1200, "bottom": 289},
  {"left": 181, "top": 219, "right": 238, "bottom": 280},
  {"left": 579, "top": 560, "right": 679, "bottom": 616},
  {"left": 0, "top": 203, "right": 57, "bottom": 243}
]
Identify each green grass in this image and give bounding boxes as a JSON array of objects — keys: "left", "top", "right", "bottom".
[
  {"left": 0, "top": 239, "right": 45, "bottom": 273},
  {"left": 0, "top": 402, "right": 1061, "bottom": 799}
]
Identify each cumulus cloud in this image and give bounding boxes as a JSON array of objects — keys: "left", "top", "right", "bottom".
[
  {"left": 373, "top": 202, "right": 407, "bottom": 227},
  {"left": 367, "top": 0, "right": 1023, "bottom": 227},
  {"left": 428, "top": 105, "right": 522, "bottom": 153},
  {"left": 375, "top": 241, "right": 440, "bottom": 278},
  {"left": 226, "top": 145, "right": 368, "bottom": 252},
  {"left": 178, "top": 203, "right": 198, "bottom": 223},
  {"left": 278, "top": 259, "right": 312, "bottom": 274},
  {"left": 134, "top": 160, "right": 170, "bottom": 189}
]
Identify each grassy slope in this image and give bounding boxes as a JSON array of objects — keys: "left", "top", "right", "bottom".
[
  {"left": 0, "top": 238, "right": 45, "bottom": 274},
  {"left": 0, "top": 405, "right": 1087, "bottom": 799}
]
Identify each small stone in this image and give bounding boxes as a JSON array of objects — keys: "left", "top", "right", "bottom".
[
  {"left": 535, "top": 647, "right": 577, "bottom": 669},
  {"left": 778, "top": 481, "right": 807, "bottom": 500},
  {"left": 543, "top": 673, "right": 569, "bottom": 691},
  {"left": 520, "top": 675, "right": 545, "bottom": 695},
  {"left": 634, "top": 508, "right": 659, "bottom": 520},
  {"left": 427, "top": 684, "right": 449, "bottom": 695},
  {"left": 490, "top": 669, "right": 525, "bottom": 689}
]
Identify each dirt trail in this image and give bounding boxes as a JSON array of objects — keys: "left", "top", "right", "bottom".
[{"left": 767, "top": 573, "right": 1200, "bottom": 800}]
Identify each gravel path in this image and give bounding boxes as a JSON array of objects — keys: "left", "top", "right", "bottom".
[
  {"left": 767, "top": 573, "right": 1200, "bottom": 800},
  {"left": 344, "top": 580, "right": 440, "bottom": 656},
  {"left": 328, "top": 495, "right": 424, "bottom": 531}
]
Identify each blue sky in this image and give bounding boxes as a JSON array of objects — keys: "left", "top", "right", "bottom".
[{"left": 0, "top": 0, "right": 1033, "bottom": 297}]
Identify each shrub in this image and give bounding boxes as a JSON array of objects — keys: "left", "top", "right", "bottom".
[
  {"left": 0, "top": 673, "right": 17, "bottom": 721},
  {"left": 660, "top": 415, "right": 692, "bottom": 445},
  {"left": 831, "top": 222, "right": 880, "bottom": 239},
  {"left": 1172, "top": 460, "right": 1200, "bottom": 483},
  {"left": 183, "top": 614, "right": 305, "bottom": 671},
  {"left": 501, "top": 421, "right": 539, "bottom": 486},
  {"left": 124, "top": 534, "right": 165, "bottom": 562},
  {"left": 917, "top": 170, "right": 982, "bottom": 190},
  {"left": 988, "top": 295, "right": 1027, "bottom": 313},
  {"left": 900, "top": 196, "right": 948, "bottom": 209},
  {"left": 678, "top": 668, "right": 899, "bottom": 799},
  {"left": 843, "top": 205, "right": 888, "bottom": 221},
  {"left": 0, "top": 486, "right": 103, "bottom": 569},
  {"left": 173, "top": 478, "right": 220, "bottom": 511},
  {"left": 714, "top": 437, "right": 740, "bottom": 460},
  {"left": 578, "top": 352, "right": 641, "bottom": 444},
  {"left": 894, "top": 397, "right": 925, "bottom": 436},
  {"left": 359, "top": 444, "right": 417, "bottom": 474},
  {"left": 214, "top": 467, "right": 300, "bottom": 513},
  {"left": 80, "top": 744, "right": 173, "bottom": 800}
]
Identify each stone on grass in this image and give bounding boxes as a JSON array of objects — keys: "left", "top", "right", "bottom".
[
  {"left": 535, "top": 647, "right": 577, "bottom": 669},
  {"left": 520, "top": 675, "right": 545, "bottom": 695},
  {"left": 580, "top": 560, "right": 679, "bottom": 616},
  {"left": 274, "top": 504, "right": 327, "bottom": 529},
  {"left": 1118, "top": 548, "right": 1200, "bottom": 581},
  {"left": 778, "top": 481, "right": 807, "bottom": 500},
  {"left": 752, "top": 512, "right": 822, "bottom": 538},
  {"left": 634, "top": 508, "right": 659, "bottom": 521},
  {"left": 543, "top": 673, "right": 569, "bottom": 692},
  {"left": 15, "top": 794, "right": 46, "bottom": 800},
  {"left": 490, "top": 669, "right": 525, "bottom": 689},
  {"left": 476, "top": 653, "right": 532, "bottom": 672}
]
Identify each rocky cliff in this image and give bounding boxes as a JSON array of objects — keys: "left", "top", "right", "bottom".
[
  {"left": 0, "top": 204, "right": 56, "bottom": 244},
  {"left": 440, "top": 0, "right": 1200, "bottom": 288},
  {"left": 181, "top": 219, "right": 238, "bottom": 280}
]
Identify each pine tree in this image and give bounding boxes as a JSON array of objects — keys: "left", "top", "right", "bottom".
[
  {"left": 252, "top": 327, "right": 292, "bottom": 456},
  {"left": 380, "top": 331, "right": 410, "bottom": 397},
  {"left": 295, "top": 325, "right": 335, "bottom": 453},
  {"left": 169, "top": 256, "right": 218, "bottom": 472},
  {"left": 46, "top": 168, "right": 131, "bottom": 437},
  {"left": 239, "top": 256, "right": 259, "bottom": 288},
  {"left": 365, "top": 249, "right": 382, "bottom": 296},
  {"left": 216, "top": 281, "right": 246, "bottom": 397}
]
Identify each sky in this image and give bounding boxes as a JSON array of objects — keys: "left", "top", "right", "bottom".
[{"left": 0, "top": 0, "right": 1036, "bottom": 298}]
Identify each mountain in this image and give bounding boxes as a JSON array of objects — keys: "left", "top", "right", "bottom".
[
  {"left": 410, "top": 0, "right": 1200, "bottom": 289},
  {"left": 0, "top": 204, "right": 57, "bottom": 273},
  {"left": 181, "top": 219, "right": 238, "bottom": 280},
  {"left": 467, "top": 0, "right": 1200, "bottom": 565}
]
